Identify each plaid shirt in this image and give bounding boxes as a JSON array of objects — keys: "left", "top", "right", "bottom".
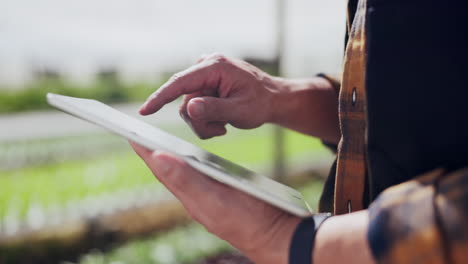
[{"left": 326, "top": 0, "right": 468, "bottom": 263}]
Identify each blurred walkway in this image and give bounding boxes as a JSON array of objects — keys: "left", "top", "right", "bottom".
[{"left": 0, "top": 102, "right": 182, "bottom": 142}]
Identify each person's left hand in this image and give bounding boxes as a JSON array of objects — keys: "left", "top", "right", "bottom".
[{"left": 129, "top": 142, "right": 300, "bottom": 264}]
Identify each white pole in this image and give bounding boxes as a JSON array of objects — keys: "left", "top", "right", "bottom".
[{"left": 273, "top": 0, "right": 286, "bottom": 181}]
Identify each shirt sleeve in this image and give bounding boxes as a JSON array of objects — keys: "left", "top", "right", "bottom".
[
  {"left": 367, "top": 167, "right": 468, "bottom": 264},
  {"left": 316, "top": 73, "right": 341, "bottom": 152},
  {"left": 316, "top": 73, "right": 341, "bottom": 98}
]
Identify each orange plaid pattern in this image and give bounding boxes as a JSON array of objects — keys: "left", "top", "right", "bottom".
[
  {"left": 368, "top": 168, "right": 468, "bottom": 264},
  {"left": 334, "top": 0, "right": 368, "bottom": 215}
]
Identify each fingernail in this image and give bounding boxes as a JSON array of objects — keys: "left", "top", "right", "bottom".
[
  {"left": 138, "top": 102, "right": 147, "bottom": 112},
  {"left": 190, "top": 100, "right": 205, "bottom": 118},
  {"left": 153, "top": 151, "right": 173, "bottom": 174}
]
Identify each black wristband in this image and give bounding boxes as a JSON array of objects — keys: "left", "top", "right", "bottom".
[{"left": 289, "top": 213, "right": 332, "bottom": 264}]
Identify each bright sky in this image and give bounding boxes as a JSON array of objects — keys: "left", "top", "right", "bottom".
[{"left": 0, "top": 0, "right": 346, "bottom": 86}]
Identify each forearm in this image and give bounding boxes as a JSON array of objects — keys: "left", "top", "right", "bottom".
[
  {"left": 268, "top": 76, "right": 341, "bottom": 144},
  {"left": 314, "top": 210, "right": 375, "bottom": 264},
  {"left": 246, "top": 210, "right": 374, "bottom": 264}
]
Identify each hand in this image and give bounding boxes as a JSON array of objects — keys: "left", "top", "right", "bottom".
[
  {"left": 130, "top": 142, "right": 300, "bottom": 264},
  {"left": 139, "top": 53, "right": 281, "bottom": 139}
]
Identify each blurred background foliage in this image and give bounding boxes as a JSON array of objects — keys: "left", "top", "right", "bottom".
[{"left": 0, "top": 70, "right": 161, "bottom": 114}]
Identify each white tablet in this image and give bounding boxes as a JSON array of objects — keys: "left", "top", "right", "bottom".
[{"left": 46, "top": 93, "right": 313, "bottom": 217}]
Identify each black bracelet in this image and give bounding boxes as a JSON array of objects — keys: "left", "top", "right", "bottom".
[{"left": 289, "top": 213, "right": 332, "bottom": 264}]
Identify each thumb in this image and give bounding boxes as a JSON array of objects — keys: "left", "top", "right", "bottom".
[{"left": 187, "top": 97, "right": 238, "bottom": 122}]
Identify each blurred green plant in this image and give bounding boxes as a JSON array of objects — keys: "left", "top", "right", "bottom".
[
  {"left": 0, "top": 72, "right": 163, "bottom": 114},
  {"left": 75, "top": 223, "right": 232, "bottom": 264},
  {"left": 0, "top": 125, "right": 329, "bottom": 264},
  {"left": 0, "top": 127, "right": 326, "bottom": 224},
  {"left": 72, "top": 178, "right": 324, "bottom": 264}
]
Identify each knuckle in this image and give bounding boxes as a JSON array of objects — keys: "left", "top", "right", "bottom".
[
  {"left": 179, "top": 111, "right": 188, "bottom": 122},
  {"left": 147, "top": 91, "right": 158, "bottom": 101},
  {"left": 197, "top": 53, "right": 208, "bottom": 62},
  {"left": 197, "top": 131, "right": 212, "bottom": 140},
  {"left": 178, "top": 106, "right": 187, "bottom": 118},
  {"left": 199, "top": 135, "right": 210, "bottom": 140},
  {"left": 196, "top": 131, "right": 209, "bottom": 140},
  {"left": 170, "top": 72, "right": 183, "bottom": 82},
  {"left": 207, "top": 53, "right": 228, "bottom": 63}
]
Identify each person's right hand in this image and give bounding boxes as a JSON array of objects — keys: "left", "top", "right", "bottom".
[{"left": 139, "top": 53, "right": 281, "bottom": 139}]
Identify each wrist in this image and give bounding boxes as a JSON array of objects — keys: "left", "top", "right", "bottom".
[
  {"left": 265, "top": 76, "right": 300, "bottom": 125},
  {"left": 289, "top": 213, "right": 332, "bottom": 264},
  {"left": 259, "top": 75, "right": 286, "bottom": 125},
  {"left": 244, "top": 215, "right": 301, "bottom": 264},
  {"left": 266, "top": 76, "right": 332, "bottom": 125}
]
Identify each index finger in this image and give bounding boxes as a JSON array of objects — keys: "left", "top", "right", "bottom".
[{"left": 139, "top": 61, "right": 219, "bottom": 115}]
